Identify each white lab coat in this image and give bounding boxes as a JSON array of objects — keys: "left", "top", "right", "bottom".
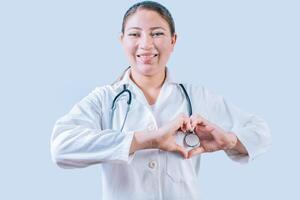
[{"left": 51, "top": 67, "right": 271, "bottom": 200}]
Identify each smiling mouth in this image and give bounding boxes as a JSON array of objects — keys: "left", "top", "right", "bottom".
[{"left": 137, "top": 54, "right": 158, "bottom": 58}]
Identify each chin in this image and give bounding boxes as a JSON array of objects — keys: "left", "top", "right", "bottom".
[{"left": 134, "top": 64, "right": 160, "bottom": 76}]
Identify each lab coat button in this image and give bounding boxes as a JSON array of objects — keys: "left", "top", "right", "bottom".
[{"left": 148, "top": 160, "right": 157, "bottom": 169}]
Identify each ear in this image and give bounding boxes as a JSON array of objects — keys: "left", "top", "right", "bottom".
[
  {"left": 171, "top": 33, "right": 177, "bottom": 44},
  {"left": 171, "top": 33, "right": 177, "bottom": 51},
  {"left": 119, "top": 33, "right": 124, "bottom": 43}
]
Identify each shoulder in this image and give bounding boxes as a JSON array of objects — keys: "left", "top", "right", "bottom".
[
  {"left": 92, "top": 84, "right": 115, "bottom": 98},
  {"left": 78, "top": 84, "right": 117, "bottom": 109}
]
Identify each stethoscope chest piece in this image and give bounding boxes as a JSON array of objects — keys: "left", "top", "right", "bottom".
[{"left": 184, "top": 131, "right": 200, "bottom": 148}]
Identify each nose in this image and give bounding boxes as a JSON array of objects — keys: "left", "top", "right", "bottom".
[{"left": 139, "top": 34, "right": 154, "bottom": 50}]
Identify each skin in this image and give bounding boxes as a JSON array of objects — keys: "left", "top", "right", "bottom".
[
  {"left": 120, "top": 9, "right": 176, "bottom": 105},
  {"left": 120, "top": 9, "right": 248, "bottom": 159}
]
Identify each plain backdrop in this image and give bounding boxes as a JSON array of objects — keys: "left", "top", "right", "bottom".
[{"left": 0, "top": 0, "right": 299, "bottom": 199}]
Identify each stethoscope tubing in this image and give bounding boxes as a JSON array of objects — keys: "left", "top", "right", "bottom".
[{"left": 111, "top": 83, "right": 200, "bottom": 147}]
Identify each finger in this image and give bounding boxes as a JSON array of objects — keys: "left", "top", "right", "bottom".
[
  {"left": 201, "top": 140, "right": 222, "bottom": 152},
  {"left": 190, "top": 114, "right": 206, "bottom": 129},
  {"left": 196, "top": 125, "right": 215, "bottom": 134},
  {"left": 193, "top": 125, "right": 215, "bottom": 140},
  {"left": 176, "top": 113, "right": 188, "bottom": 128},
  {"left": 179, "top": 114, "right": 191, "bottom": 132},
  {"left": 199, "top": 125, "right": 227, "bottom": 144},
  {"left": 180, "top": 119, "right": 188, "bottom": 132},
  {"left": 173, "top": 144, "right": 188, "bottom": 159},
  {"left": 208, "top": 130, "right": 237, "bottom": 150},
  {"left": 191, "top": 114, "right": 213, "bottom": 128},
  {"left": 184, "top": 118, "right": 193, "bottom": 132},
  {"left": 188, "top": 146, "right": 206, "bottom": 158},
  {"left": 184, "top": 117, "right": 193, "bottom": 132},
  {"left": 169, "top": 113, "right": 186, "bottom": 132}
]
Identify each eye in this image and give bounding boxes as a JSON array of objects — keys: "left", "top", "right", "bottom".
[
  {"left": 152, "top": 32, "right": 164, "bottom": 37},
  {"left": 128, "top": 33, "right": 140, "bottom": 37}
]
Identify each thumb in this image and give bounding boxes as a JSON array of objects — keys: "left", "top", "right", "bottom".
[
  {"left": 175, "top": 114, "right": 191, "bottom": 132},
  {"left": 188, "top": 146, "right": 206, "bottom": 158},
  {"left": 173, "top": 144, "right": 188, "bottom": 159}
]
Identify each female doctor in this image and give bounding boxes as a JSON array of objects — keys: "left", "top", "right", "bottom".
[{"left": 51, "top": 1, "right": 271, "bottom": 200}]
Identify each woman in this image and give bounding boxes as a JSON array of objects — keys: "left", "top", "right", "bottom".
[{"left": 51, "top": 1, "right": 271, "bottom": 199}]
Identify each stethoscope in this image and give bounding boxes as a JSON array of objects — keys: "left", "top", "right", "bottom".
[{"left": 111, "top": 84, "right": 200, "bottom": 148}]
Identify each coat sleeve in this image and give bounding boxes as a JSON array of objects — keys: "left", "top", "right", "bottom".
[
  {"left": 50, "top": 87, "right": 135, "bottom": 169},
  {"left": 197, "top": 86, "right": 272, "bottom": 163}
]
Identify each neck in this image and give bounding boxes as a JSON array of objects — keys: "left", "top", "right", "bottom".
[{"left": 130, "top": 67, "right": 166, "bottom": 91}]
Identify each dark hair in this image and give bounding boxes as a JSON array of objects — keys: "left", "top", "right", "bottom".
[{"left": 121, "top": 1, "right": 175, "bottom": 36}]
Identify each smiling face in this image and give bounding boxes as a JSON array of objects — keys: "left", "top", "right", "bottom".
[{"left": 120, "top": 9, "right": 177, "bottom": 76}]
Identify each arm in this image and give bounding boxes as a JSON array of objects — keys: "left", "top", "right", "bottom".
[
  {"left": 51, "top": 88, "right": 134, "bottom": 169},
  {"left": 230, "top": 134, "right": 248, "bottom": 154},
  {"left": 204, "top": 88, "right": 272, "bottom": 163},
  {"left": 129, "top": 130, "right": 157, "bottom": 153},
  {"left": 130, "top": 113, "right": 193, "bottom": 158}
]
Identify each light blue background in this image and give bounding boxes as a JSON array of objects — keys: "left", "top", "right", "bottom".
[{"left": 1, "top": 0, "right": 299, "bottom": 199}]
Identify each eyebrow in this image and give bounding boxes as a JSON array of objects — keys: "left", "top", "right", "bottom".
[{"left": 126, "top": 26, "right": 167, "bottom": 31}]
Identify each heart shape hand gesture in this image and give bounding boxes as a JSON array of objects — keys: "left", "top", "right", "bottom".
[{"left": 155, "top": 113, "right": 238, "bottom": 159}]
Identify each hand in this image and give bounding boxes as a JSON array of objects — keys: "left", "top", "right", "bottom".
[
  {"left": 155, "top": 113, "right": 192, "bottom": 159},
  {"left": 188, "top": 114, "right": 238, "bottom": 158}
]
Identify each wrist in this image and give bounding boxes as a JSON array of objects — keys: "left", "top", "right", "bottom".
[
  {"left": 228, "top": 132, "right": 248, "bottom": 154},
  {"left": 129, "top": 130, "right": 158, "bottom": 154},
  {"left": 227, "top": 132, "right": 238, "bottom": 150}
]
